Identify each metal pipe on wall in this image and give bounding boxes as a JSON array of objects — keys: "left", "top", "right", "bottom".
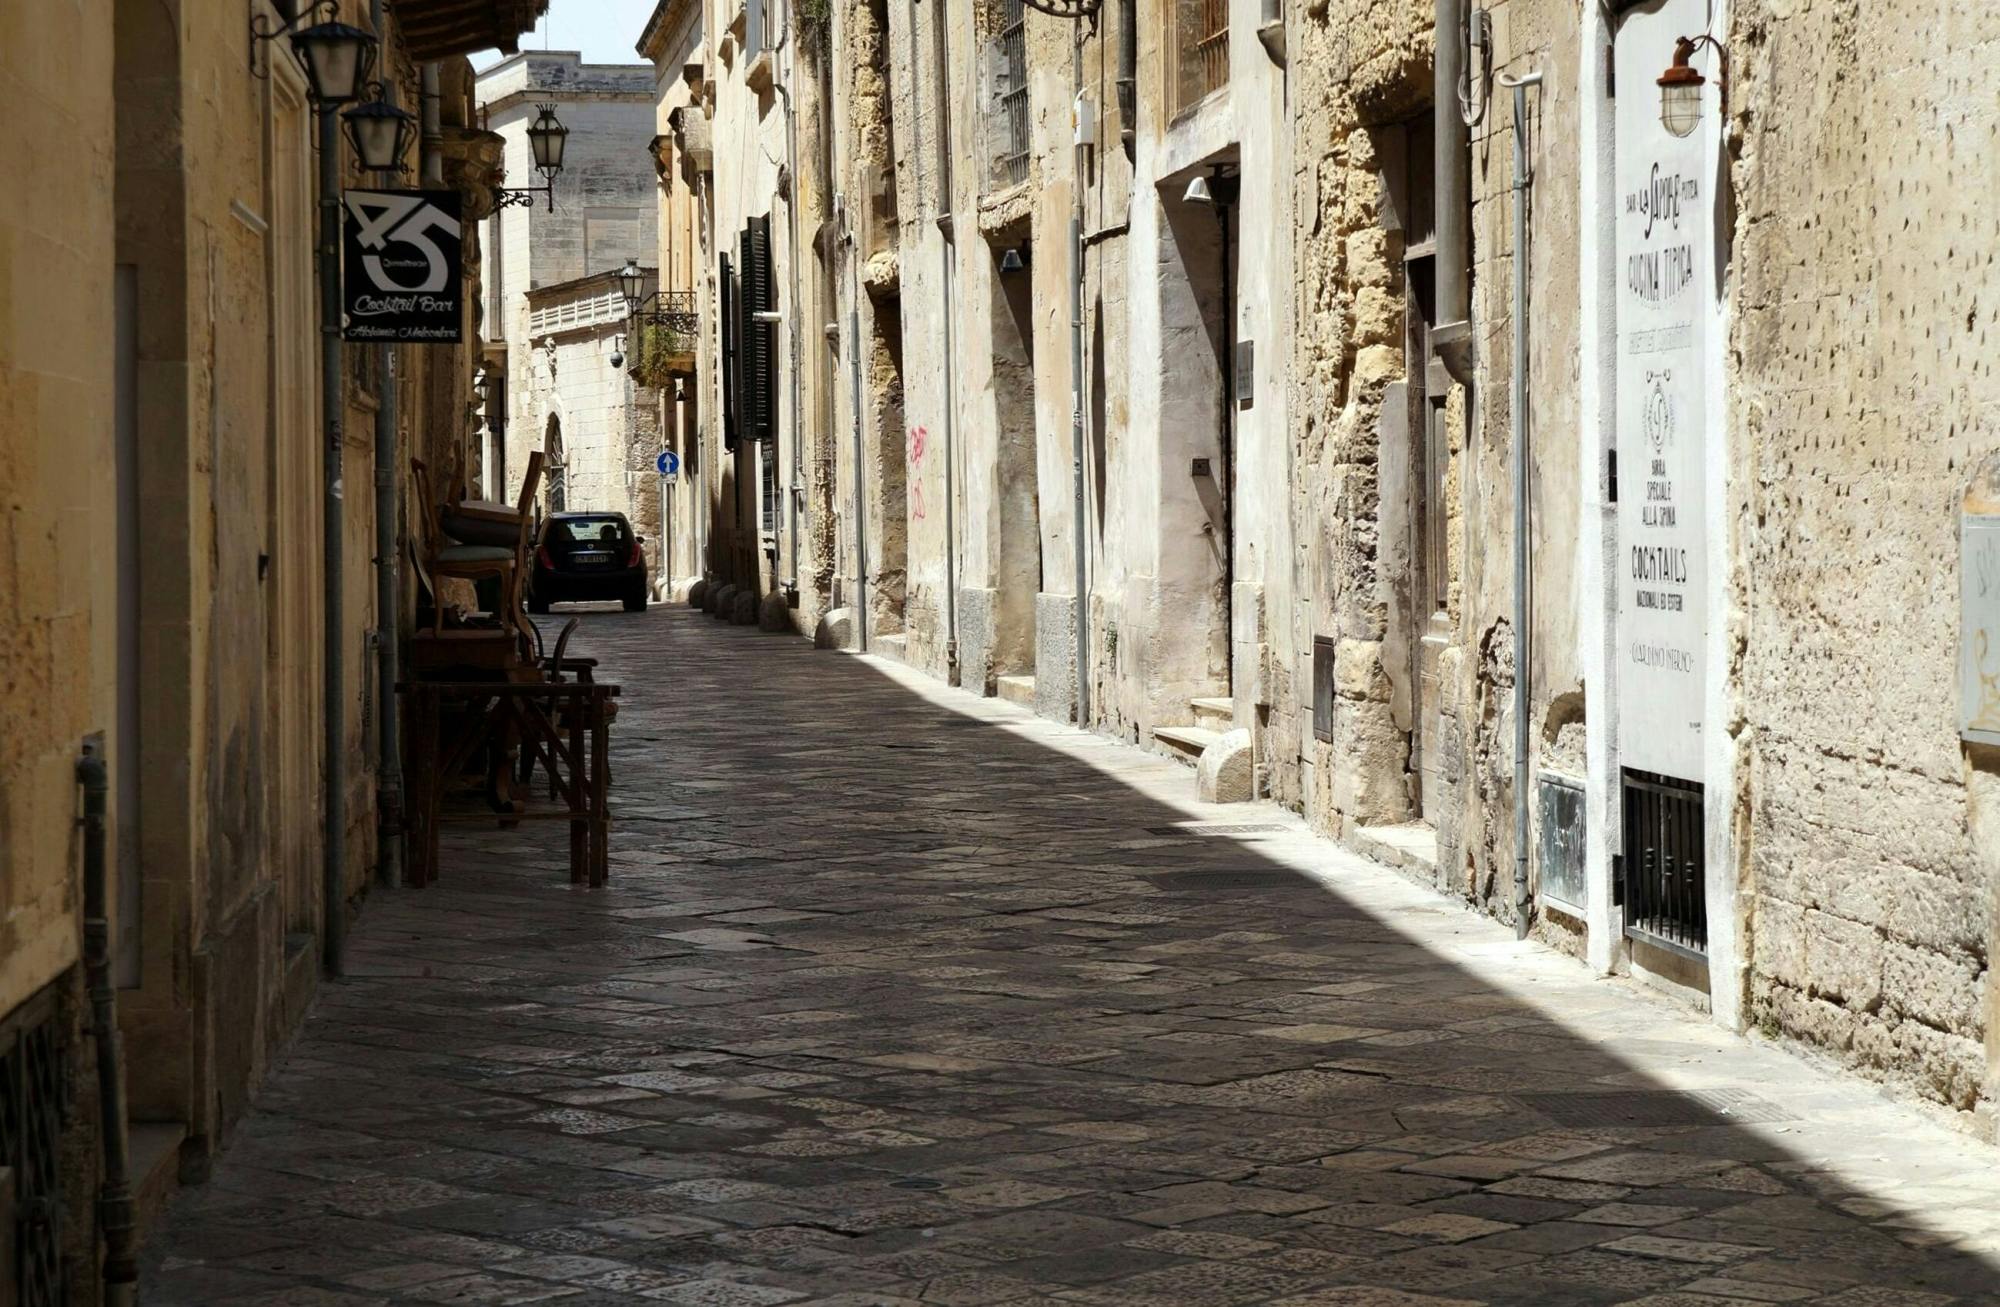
[
  {"left": 371, "top": 1, "right": 403, "bottom": 893},
  {"left": 421, "top": 63, "right": 444, "bottom": 187},
  {"left": 318, "top": 103, "right": 347, "bottom": 976},
  {"left": 1434, "top": 0, "right": 1474, "bottom": 382},
  {"left": 1070, "top": 26, "right": 1089, "bottom": 726},
  {"left": 79, "top": 743, "right": 137, "bottom": 1306},
  {"left": 773, "top": 68, "right": 805, "bottom": 603},
  {"left": 1502, "top": 69, "right": 1542, "bottom": 940}
]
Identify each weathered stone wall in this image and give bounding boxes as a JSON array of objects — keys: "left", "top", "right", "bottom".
[
  {"left": 0, "top": 0, "right": 116, "bottom": 1023},
  {"left": 1290, "top": 0, "right": 1586, "bottom": 951},
  {"left": 1730, "top": 0, "right": 2000, "bottom": 1121}
]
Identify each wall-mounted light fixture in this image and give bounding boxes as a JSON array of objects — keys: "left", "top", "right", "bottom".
[
  {"left": 342, "top": 84, "right": 417, "bottom": 172},
  {"left": 496, "top": 104, "right": 569, "bottom": 211},
  {"left": 1658, "top": 34, "right": 1727, "bottom": 138},
  {"left": 1000, "top": 246, "right": 1027, "bottom": 273},
  {"left": 290, "top": 17, "right": 378, "bottom": 107}
]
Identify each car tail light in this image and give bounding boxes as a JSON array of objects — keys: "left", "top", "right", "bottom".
[
  {"left": 537, "top": 544, "right": 554, "bottom": 569},
  {"left": 627, "top": 539, "right": 643, "bottom": 568}
]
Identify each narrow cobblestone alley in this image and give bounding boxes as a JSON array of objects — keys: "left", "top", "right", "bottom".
[{"left": 146, "top": 609, "right": 2000, "bottom": 1306}]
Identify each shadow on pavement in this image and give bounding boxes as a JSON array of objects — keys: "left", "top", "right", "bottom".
[{"left": 144, "top": 607, "right": 2000, "bottom": 1307}]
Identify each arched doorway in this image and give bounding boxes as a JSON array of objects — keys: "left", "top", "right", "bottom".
[{"left": 544, "top": 411, "right": 567, "bottom": 512}]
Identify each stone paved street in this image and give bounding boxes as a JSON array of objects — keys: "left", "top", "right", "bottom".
[{"left": 146, "top": 608, "right": 2000, "bottom": 1306}]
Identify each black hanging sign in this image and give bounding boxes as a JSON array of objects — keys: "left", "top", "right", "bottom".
[{"left": 342, "top": 189, "right": 463, "bottom": 342}]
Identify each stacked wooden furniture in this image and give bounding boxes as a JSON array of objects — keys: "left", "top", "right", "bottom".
[{"left": 399, "top": 452, "right": 619, "bottom": 888}]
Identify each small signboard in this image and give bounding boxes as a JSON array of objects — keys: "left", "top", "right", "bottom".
[
  {"left": 1959, "top": 455, "right": 2000, "bottom": 744},
  {"left": 342, "top": 189, "right": 463, "bottom": 343},
  {"left": 656, "top": 448, "right": 680, "bottom": 480}
]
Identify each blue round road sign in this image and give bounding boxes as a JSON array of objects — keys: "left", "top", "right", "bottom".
[{"left": 656, "top": 449, "right": 680, "bottom": 477}]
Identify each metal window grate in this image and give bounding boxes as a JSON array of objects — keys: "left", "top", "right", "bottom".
[
  {"left": 1312, "top": 636, "right": 1336, "bottom": 743},
  {"left": 1621, "top": 770, "right": 1706, "bottom": 957},
  {"left": 2, "top": 990, "right": 69, "bottom": 1307},
  {"left": 1175, "top": 0, "right": 1229, "bottom": 114},
  {"left": 997, "top": 0, "right": 1030, "bottom": 186}
]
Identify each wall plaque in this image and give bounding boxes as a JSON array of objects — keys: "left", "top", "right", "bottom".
[{"left": 1613, "top": 0, "right": 1716, "bottom": 783}]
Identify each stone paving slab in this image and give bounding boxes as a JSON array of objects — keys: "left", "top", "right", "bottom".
[{"left": 145, "top": 607, "right": 2000, "bottom": 1305}]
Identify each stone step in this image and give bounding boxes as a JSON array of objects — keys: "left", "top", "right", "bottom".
[
  {"left": 1152, "top": 725, "right": 1221, "bottom": 764},
  {"left": 997, "top": 674, "right": 1036, "bottom": 706},
  {"left": 1190, "top": 696, "right": 1234, "bottom": 725},
  {"left": 871, "top": 633, "right": 907, "bottom": 664},
  {"left": 1350, "top": 822, "right": 1441, "bottom": 879}
]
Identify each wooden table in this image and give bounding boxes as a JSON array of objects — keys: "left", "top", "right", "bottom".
[{"left": 399, "top": 680, "right": 620, "bottom": 888}]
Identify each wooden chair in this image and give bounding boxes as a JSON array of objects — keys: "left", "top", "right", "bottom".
[{"left": 412, "top": 451, "right": 544, "bottom": 640}]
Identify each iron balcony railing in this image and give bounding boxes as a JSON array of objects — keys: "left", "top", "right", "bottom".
[{"left": 634, "top": 288, "right": 700, "bottom": 335}]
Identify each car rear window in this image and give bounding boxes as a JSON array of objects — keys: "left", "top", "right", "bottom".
[{"left": 549, "top": 517, "right": 628, "bottom": 547}]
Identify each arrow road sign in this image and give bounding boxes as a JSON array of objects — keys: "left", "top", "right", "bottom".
[{"left": 656, "top": 448, "right": 681, "bottom": 479}]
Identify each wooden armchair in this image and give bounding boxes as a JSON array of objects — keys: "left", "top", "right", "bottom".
[{"left": 411, "top": 451, "right": 544, "bottom": 639}]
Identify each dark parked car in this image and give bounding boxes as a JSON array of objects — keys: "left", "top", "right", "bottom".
[{"left": 529, "top": 511, "right": 649, "bottom": 613}]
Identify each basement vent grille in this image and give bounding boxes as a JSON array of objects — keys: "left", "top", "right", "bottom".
[
  {"left": 1312, "top": 636, "right": 1336, "bottom": 743},
  {"left": 1621, "top": 769, "right": 1707, "bottom": 959}
]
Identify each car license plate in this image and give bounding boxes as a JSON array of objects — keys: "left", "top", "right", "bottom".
[{"left": 572, "top": 551, "right": 611, "bottom": 568}]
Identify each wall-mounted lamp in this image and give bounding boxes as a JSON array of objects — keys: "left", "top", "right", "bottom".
[
  {"left": 496, "top": 104, "right": 570, "bottom": 211},
  {"left": 1658, "top": 35, "right": 1727, "bottom": 138},
  {"left": 1184, "top": 166, "right": 1239, "bottom": 208},
  {"left": 1000, "top": 246, "right": 1027, "bottom": 273},
  {"left": 250, "top": 0, "right": 370, "bottom": 98},
  {"left": 618, "top": 258, "right": 650, "bottom": 315},
  {"left": 342, "top": 84, "right": 417, "bottom": 172}
]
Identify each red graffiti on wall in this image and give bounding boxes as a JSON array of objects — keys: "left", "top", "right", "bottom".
[{"left": 908, "top": 424, "right": 929, "bottom": 520}]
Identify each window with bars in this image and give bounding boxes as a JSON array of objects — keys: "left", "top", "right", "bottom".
[
  {"left": 995, "top": 0, "right": 1030, "bottom": 188},
  {"left": 1621, "top": 770, "right": 1708, "bottom": 958},
  {"left": 1174, "top": 0, "right": 1230, "bottom": 117}
]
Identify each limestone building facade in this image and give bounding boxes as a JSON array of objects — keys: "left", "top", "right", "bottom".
[
  {"left": 0, "top": 2, "right": 536, "bottom": 1297},
  {"left": 477, "top": 52, "right": 659, "bottom": 518},
  {"left": 666, "top": 0, "right": 1998, "bottom": 1135},
  {"left": 641, "top": 0, "right": 840, "bottom": 632}
]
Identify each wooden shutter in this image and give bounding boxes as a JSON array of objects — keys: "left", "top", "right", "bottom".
[
  {"left": 719, "top": 251, "right": 738, "bottom": 451},
  {"left": 744, "top": 217, "right": 775, "bottom": 445}
]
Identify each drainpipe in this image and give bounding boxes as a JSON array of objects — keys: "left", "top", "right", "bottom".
[
  {"left": 1501, "top": 69, "right": 1542, "bottom": 940},
  {"left": 1434, "top": 0, "right": 1473, "bottom": 383},
  {"left": 773, "top": 68, "right": 805, "bottom": 607},
  {"left": 421, "top": 64, "right": 444, "bottom": 186},
  {"left": 371, "top": 1, "right": 403, "bottom": 893},
  {"left": 940, "top": 233, "right": 960, "bottom": 683},
  {"left": 79, "top": 743, "right": 136, "bottom": 1307},
  {"left": 1069, "top": 27, "right": 1089, "bottom": 725},
  {"left": 318, "top": 99, "right": 347, "bottom": 976}
]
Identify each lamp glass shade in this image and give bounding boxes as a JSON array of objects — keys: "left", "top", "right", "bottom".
[
  {"left": 1183, "top": 175, "right": 1212, "bottom": 204},
  {"left": 528, "top": 105, "right": 569, "bottom": 173},
  {"left": 292, "top": 21, "right": 375, "bottom": 106},
  {"left": 344, "top": 98, "right": 415, "bottom": 171},
  {"left": 619, "top": 260, "right": 646, "bottom": 309},
  {"left": 1659, "top": 79, "right": 1702, "bottom": 138}
]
